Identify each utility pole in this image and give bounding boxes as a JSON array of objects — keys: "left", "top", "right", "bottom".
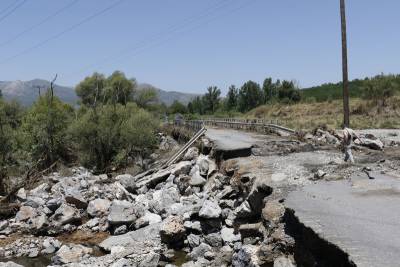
[{"left": 340, "top": 0, "right": 350, "bottom": 127}]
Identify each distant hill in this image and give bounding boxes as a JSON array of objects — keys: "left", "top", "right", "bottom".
[
  {"left": 0, "top": 79, "right": 78, "bottom": 106},
  {"left": 137, "top": 83, "right": 198, "bottom": 106},
  {"left": 0, "top": 79, "right": 198, "bottom": 106}
]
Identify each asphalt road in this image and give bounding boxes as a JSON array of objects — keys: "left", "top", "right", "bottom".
[
  {"left": 286, "top": 172, "right": 400, "bottom": 267},
  {"left": 205, "top": 128, "right": 261, "bottom": 151}
]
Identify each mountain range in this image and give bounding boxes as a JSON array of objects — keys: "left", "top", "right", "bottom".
[{"left": 0, "top": 79, "right": 198, "bottom": 106}]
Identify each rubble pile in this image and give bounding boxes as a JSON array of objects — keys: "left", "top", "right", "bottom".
[{"left": 0, "top": 142, "right": 296, "bottom": 267}]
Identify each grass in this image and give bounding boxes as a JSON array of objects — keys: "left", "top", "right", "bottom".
[{"left": 245, "top": 96, "right": 400, "bottom": 130}]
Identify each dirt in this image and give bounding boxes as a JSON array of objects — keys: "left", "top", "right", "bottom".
[{"left": 56, "top": 230, "right": 110, "bottom": 247}]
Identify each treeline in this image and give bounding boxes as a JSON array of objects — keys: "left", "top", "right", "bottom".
[
  {"left": 0, "top": 71, "right": 160, "bottom": 189},
  {"left": 184, "top": 78, "right": 301, "bottom": 115},
  {"left": 302, "top": 73, "right": 400, "bottom": 103}
]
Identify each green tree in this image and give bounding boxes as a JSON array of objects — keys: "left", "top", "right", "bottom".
[
  {"left": 238, "top": 81, "right": 263, "bottom": 112},
  {"left": 104, "top": 71, "right": 136, "bottom": 106},
  {"left": 226, "top": 85, "right": 238, "bottom": 111},
  {"left": 21, "top": 92, "right": 73, "bottom": 168},
  {"left": 135, "top": 87, "right": 158, "bottom": 108},
  {"left": 203, "top": 86, "right": 221, "bottom": 114},
  {"left": 169, "top": 100, "right": 188, "bottom": 114},
  {"left": 262, "top": 78, "right": 273, "bottom": 103},
  {"left": 363, "top": 75, "right": 396, "bottom": 107},
  {"left": 75, "top": 72, "right": 106, "bottom": 107},
  {"left": 187, "top": 96, "right": 204, "bottom": 114},
  {"left": 277, "top": 80, "right": 301, "bottom": 103}
]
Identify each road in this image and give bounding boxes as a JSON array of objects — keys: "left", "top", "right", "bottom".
[
  {"left": 286, "top": 172, "right": 400, "bottom": 267},
  {"left": 204, "top": 127, "right": 400, "bottom": 267}
]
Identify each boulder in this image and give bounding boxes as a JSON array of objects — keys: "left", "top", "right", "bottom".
[
  {"left": 87, "top": 199, "right": 111, "bottom": 217},
  {"left": 262, "top": 200, "right": 285, "bottom": 226},
  {"left": 232, "top": 245, "right": 260, "bottom": 267},
  {"left": 196, "top": 156, "right": 209, "bottom": 177},
  {"left": 199, "top": 200, "right": 221, "bottom": 219},
  {"left": 135, "top": 212, "right": 162, "bottom": 229},
  {"left": 115, "top": 174, "right": 136, "bottom": 193},
  {"left": 136, "top": 169, "right": 171, "bottom": 189},
  {"left": 16, "top": 188, "right": 27, "bottom": 201},
  {"left": 187, "top": 234, "right": 201, "bottom": 248},
  {"left": 51, "top": 203, "right": 81, "bottom": 226},
  {"left": 189, "top": 242, "right": 212, "bottom": 261},
  {"left": 28, "top": 213, "right": 47, "bottom": 231},
  {"left": 53, "top": 244, "right": 93, "bottom": 264},
  {"left": 183, "top": 147, "right": 199, "bottom": 161},
  {"left": 15, "top": 206, "right": 36, "bottom": 221},
  {"left": 359, "top": 137, "right": 384, "bottom": 150},
  {"left": 160, "top": 215, "right": 186, "bottom": 245},
  {"left": 65, "top": 189, "right": 87, "bottom": 209},
  {"left": 107, "top": 200, "right": 145, "bottom": 226},
  {"left": 150, "top": 186, "right": 180, "bottom": 215},
  {"left": 190, "top": 171, "right": 207, "bottom": 187},
  {"left": 100, "top": 223, "right": 163, "bottom": 265},
  {"left": 204, "top": 232, "right": 223, "bottom": 247},
  {"left": 274, "top": 256, "right": 296, "bottom": 267},
  {"left": 172, "top": 161, "right": 193, "bottom": 176},
  {"left": 221, "top": 227, "right": 241, "bottom": 244}
]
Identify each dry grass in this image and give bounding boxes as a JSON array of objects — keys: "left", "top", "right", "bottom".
[
  {"left": 56, "top": 230, "right": 109, "bottom": 246},
  {"left": 246, "top": 97, "right": 400, "bottom": 130}
]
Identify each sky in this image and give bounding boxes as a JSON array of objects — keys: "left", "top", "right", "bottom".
[{"left": 0, "top": 0, "right": 399, "bottom": 94}]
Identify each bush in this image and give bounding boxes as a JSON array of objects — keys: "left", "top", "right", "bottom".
[
  {"left": 20, "top": 93, "right": 73, "bottom": 168},
  {"left": 69, "top": 103, "right": 158, "bottom": 172}
]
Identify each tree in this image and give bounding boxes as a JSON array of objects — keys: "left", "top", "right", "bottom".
[
  {"left": 363, "top": 75, "right": 395, "bottom": 107},
  {"left": 277, "top": 80, "right": 301, "bottom": 103},
  {"left": 238, "top": 81, "right": 263, "bottom": 112},
  {"left": 75, "top": 72, "right": 106, "bottom": 107},
  {"left": 262, "top": 78, "right": 273, "bottom": 103},
  {"left": 203, "top": 86, "right": 221, "bottom": 114},
  {"left": 169, "top": 100, "right": 188, "bottom": 114},
  {"left": 21, "top": 92, "right": 73, "bottom": 168},
  {"left": 187, "top": 96, "right": 204, "bottom": 114},
  {"left": 226, "top": 85, "right": 238, "bottom": 110},
  {"left": 104, "top": 71, "right": 136, "bottom": 106},
  {"left": 135, "top": 87, "right": 158, "bottom": 108}
]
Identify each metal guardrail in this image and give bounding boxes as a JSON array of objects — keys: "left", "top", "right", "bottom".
[{"left": 180, "top": 118, "right": 295, "bottom": 134}]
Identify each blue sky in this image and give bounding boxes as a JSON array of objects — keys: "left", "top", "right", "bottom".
[{"left": 0, "top": 0, "right": 399, "bottom": 94}]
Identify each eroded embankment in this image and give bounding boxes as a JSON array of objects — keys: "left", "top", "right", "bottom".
[{"left": 284, "top": 208, "right": 356, "bottom": 267}]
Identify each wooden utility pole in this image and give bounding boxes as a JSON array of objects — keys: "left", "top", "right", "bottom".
[{"left": 340, "top": 0, "right": 350, "bottom": 127}]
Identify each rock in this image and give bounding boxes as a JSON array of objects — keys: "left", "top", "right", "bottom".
[
  {"left": 136, "top": 169, "right": 171, "bottom": 189},
  {"left": 29, "top": 183, "right": 50, "bottom": 197},
  {"left": 313, "top": 170, "right": 327, "bottom": 180},
  {"left": 183, "top": 147, "right": 199, "bottom": 161},
  {"left": 65, "top": 189, "right": 88, "bottom": 209},
  {"left": 0, "top": 220, "right": 8, "bottom": 231},
  {"left": 51, "top": 203, "right": 81, "bottom": 226},
  {"left": 359, "top": 137, "right": 384, "bottom": 150},
  {"left": 232, "top": 245, "right": 260, "bottom": 267},
  {"left": 100, "top": 223, "right": 163, "bottom": 265},
  {"left": 172, "top": 161, "right": 193, "bottom": 176},
  {"left": 190, "top": 171, "right": 207, "bottom": 187},
  {"left": 204, "top": 232, "right": 223, "bottom": 247},
  {"left": 199, "top": 200, "right": 221, "bottom": 219},
  {"left": 108, "top": 200, "right": 145, "bottom": 226},
  {"left": 46, "top": 198, "right": 62, "bottom": 211},
  {"left": 235, "top": 201, "right": 252, "bottom": 218},
  {"left": 273, "top": 256, "right": 296, "bottom": 267},
  {"left": 111, "top": 258, "right": 134, "bottom": 267},
  {"left": 15, "top": 206, "right": 36, "bottom": 221},
  {"left": 116, "top": 174, "right": 136, "bottom": 193},
  {"left": 114, "top": 225, "right": 128, "bottom": 235},
  {"left": 160, "top": 215, "right": 186, "bottom": 245},
  {"left": 262, "top": 200, "right": 285, "bottom": 226},
  {"left": 189, "top": 242, "right": 212, "bottom": 261},
  {"left": 16, "top": 188, "right": 27, "bottom": 201},
  {"left": 187, "top": 234, "right": 201, "bottom": 248},
  {"left": 0, "top": 262, "right": 24, "bottom": 267},
  {"left": 42, "top": 238, "right": 61, "bottom": 254},
  {"left": 184, "top": 220, "right": 202, "bottom": 233},
  {"left": 53, "top": 244, "right": 93, "bottom": 264},
  {"left": 221, "top": 227, "right": 241, "bottom": 244},
  {"left": 247, "top": 179, "right": 273, "bottom": 215},
  {"left": 135, "top": 212, "right": 162, "bottom": 229},
  {"left": 196, "top": 156, "right": 209, "bottom": 177},
  {"left": 150, "top": 186, "right": 180, "bottom": 215},
  {"left": 29, "top": 213, "right": 47, "bottom": 231},
  {"left": 87, "top": 199, "right": 111, "bottom": 217}
]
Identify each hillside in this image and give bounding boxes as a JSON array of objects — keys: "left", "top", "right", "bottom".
[
  {"left": 0, "top": 79, "right": 197, "bottom": 106},
  {"left": 301, "top": 74, "right": 400, "bottom": 101}
]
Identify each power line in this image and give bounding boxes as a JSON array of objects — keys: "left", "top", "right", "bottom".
[
  {"left": 0, "top": 0, "right": 79, "bottom": 47},
  {"left": 0, "top": 0, "right": 27, "bottom": 24},
  {"left": 67, "top": 0, "right": 239, "bottom": 78},
  {"left": 0, "top": 1, "right": 21, "bottom": 16},
  {"left": 0, "top": 0, "right": 125, "bottom": 64}
]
